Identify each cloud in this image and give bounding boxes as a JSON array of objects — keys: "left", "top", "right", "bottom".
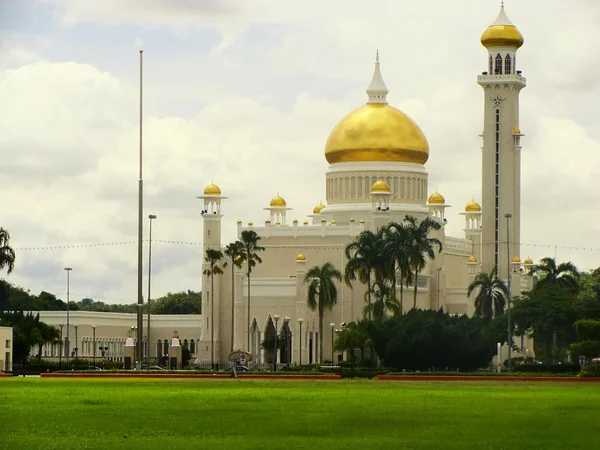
[{"left": 2, "top": 1, "right": 599, "bottom": 304}]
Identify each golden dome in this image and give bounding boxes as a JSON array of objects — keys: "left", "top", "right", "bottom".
[
  {"left": 359, "top": 220, "right": 365, "bottom": 224},
  {"left": 296, "top": 254, "right": 306, "bottom": 261},
  {"left": 265, "top": 220, "right": 271, "bottom": 224},
  {"left": 313, "top": 203, "right": 325, "bottom": 214},
  {"left": 324, "top": 103, "right": 429, "bottom": 164},
  {"left": 371, "top": 180, "right": 390, "bottom": 193},
  {"left": 465, "top": 201, "right": 482, "bottom": 212},
  {"left": 270, "top": 195, "right": 287, "bottom": 207},
  {"left": 321, "top": 219, "right": 327, "bottom": 223},
  {"left": 428, "top": 192, "right": 445, "bottom": 205},
  {"left": 467, "top": 255, "right": 478, "bottom": 263},
  {"left": 331, "top": 220, "right": 337, "bottom": 224},
  {"left": 293, "top": 219, "right": 298, "bottom": 223},
  {"left": 236, "top": 219, "right": 242, "bottom": 224},
  {"left": 511, "top": 256, "right": 521, "bottom": 263},
  {"left": 303, "top": 221, "right": 309, "bottom": 225},
  {"left": 524, "top": 257, "right": 534, "bottom": 265},
  {"left": 248, "top": 222, "right": 253, "bottom": 226},
  {"left": 204, "top": 183, "right": 221, "bottom": 195},
  {"left": 350, "top": 218, "right": 355, "bottom": 222},
  {"left": 275, "top": 221, "right": 281, "bottom": 225},
  {"left": 481, "top": 6, "right": 524, "bottom": 49}
]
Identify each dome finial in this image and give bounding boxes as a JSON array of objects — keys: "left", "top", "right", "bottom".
[{"left": 366, "top": 51, "right": 388, "bottom": 105}]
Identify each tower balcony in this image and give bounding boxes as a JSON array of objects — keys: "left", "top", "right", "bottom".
[{"left": 477, "top": 72, "right": 526, "bottom": 88}]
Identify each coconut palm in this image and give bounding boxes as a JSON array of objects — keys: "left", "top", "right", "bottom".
[
  {"left": 532, "top": 257, "right": 579, "bottom": 291},
  {"left": 239, "top": 230, "right": 265, "bottom": 352},
  {"left": 363, "top": 279, "right": 401, "bottom": 320},
  {"left": 224, "top": 240, "right": 245, "bottom": 352},
  {"left": 344, "top": 230, "right": 379, "bottom": 317},
  {"left": 203, "top": 248, "right": 224, "bottom": 370},
  {"left": 467, "top": 267, "right": 509, "bottom": 319},
  {"left": 405, "top": 216, "right": 442, "bottom": 309},
  {"left": 305, "top": 262, "right": 342, "bottom": 363},
  {"left": 0, "top": 228, "right": 16, "bottom": 275},
  {"left": 384, "top": 222, "right": 413, "bottom": 312}
]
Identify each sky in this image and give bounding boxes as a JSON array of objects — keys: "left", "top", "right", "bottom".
[{"left": 0, "top": 0, "right": 599, "bottom": 305}]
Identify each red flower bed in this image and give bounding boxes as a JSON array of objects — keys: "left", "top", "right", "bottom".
[
  {"left": 40, "top": 373, "right": 341, "bottom": 380},
  {"left": 377, "top": 375, "right": 600, "bottom": 382}
]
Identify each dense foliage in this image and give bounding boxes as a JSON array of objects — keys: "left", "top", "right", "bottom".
[{"left": 366, "top": 310, "right": 504, "bottom": 371}]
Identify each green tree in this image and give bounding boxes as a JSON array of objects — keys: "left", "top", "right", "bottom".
[
  {"left": 532, "top": 257, "right": 580, "bottom": 291},
  {"left": 150, "top": 291, "right": 201, "bottom": 314},
  {"left": 345, "top": 230, "right": 379, "bottom": 318},
  {"left": 305, "top": 262, "right": 342, "bottom": 363},
  {"left": 239, "top": 230, "right": 265, "bottom": 352},
  {"left": 203, "top": 249, "right": 224, "bottom": 370},
  {"left": 384, "top": 222, "right": 413, "bottom": 311},
  {"left": 334, "top": 321, "right": 369, "bottom": 367},
  {"left": 224, "top": 240, "right": 245, "bottom": 352},
  {"left": 404, "top": 216, "right": 442, "bottom": 309},
  {"left": 467, "top": 267, "right": 509, "bottom": 319},
  {"left": 0, "top": 228, "right": 16, "bottom": 275}
]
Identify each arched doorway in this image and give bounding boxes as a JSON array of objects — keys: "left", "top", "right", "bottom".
[
  {"left": 280, "top": 321, "right": 292, "bottom": 365},
  {"left": 262, "top": 317, "right": 276, "bottom": 364}
]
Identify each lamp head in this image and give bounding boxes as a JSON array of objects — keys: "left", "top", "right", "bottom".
[{"left": 149, "top": 214, "right": 157, "bottom": 219}]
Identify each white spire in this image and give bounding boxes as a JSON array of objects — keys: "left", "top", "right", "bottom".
[
  {"left": 491, "top": 3, "right": 514, "bottom": 26},
  {"left": 366, "top": 50, "right": 388, "bottom": 104}
]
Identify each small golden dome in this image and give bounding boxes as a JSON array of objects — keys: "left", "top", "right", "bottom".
[
  {"left": 237, "top": 219, "right": 242, "bottom": 224},
  {"left": 465, "top": 201, "right": 482, "bottom": 212},
  {"left": 265, "top": 220, "right": 271, "bottom": 224},
  {"left": 275, "top": 221, "right": 281, "bottom": 225},
  {"left": 321, "top": 218, "right": 327, "bottom": 223},
  {"left": 359, "top": 219, "right": 365, "bottom": 224},
  {"left": 248, "top": 221, "right": 253, "bottom": 226},
  {"left": 513, "top": 126, "right": 521, "bottom": 134},
  {"left": 331, "top": 220, "right": 337, "bottom": 224},
  {"left": 325, "top": 103, "right": 429, "bottom": 164},
  {"left": 371, "top": 180, "right": 390, "bottom": 193},
  {"left": 313, "top": 203, "right": 326, "bottom": 214},
  {"left": 270, "top": 195, "right": 287, "bottom": 207},
  {"left": 204, "top": 183, "right": 221, "bottom": 195},
  {"left": 428, "top": 192, "right": 445, "bottom": 205},
  {"left": 467, "top": 255, "right": 478, "bottom": 263},
  {"left": 511, "top": 256, "right": 521, "bottom": 263},
  {"left": 524, "top": 257, "right": 533, "bottom": 265},
  {"left": 296, "top": 254, "right": 306, "bottom": 261},
  {"left": 303, "top": 221, "right": 308, "bottom": 225},
  {"left": 350, "top": 218, "right": 355, "bottom": 222},
  {"left": 481, "top": 6, "right": 524, "bottom": 49},
  {"left": 293, "top": 219, "right": 298, "bottom": 223}
]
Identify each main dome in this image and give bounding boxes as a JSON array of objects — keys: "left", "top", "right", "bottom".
[{"left": 325, "top": 104, "right": 429, "bottom": 164}]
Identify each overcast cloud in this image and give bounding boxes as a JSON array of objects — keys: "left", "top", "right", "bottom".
[{"left": 1, "top": 0, "right": 598, "bottom": 304}]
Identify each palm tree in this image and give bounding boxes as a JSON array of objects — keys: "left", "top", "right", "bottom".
[
  {"left": 532, "top": 257, "right": 579, "bottom": 291},
  {"left": 203, "top": 248, "right": 224, "bottom": 370},
  {"left": 305, "top": 262, "right": 342, "bottom": 363},
  {"left": 363, "top": 279, "right": 401, "bottom": 320},
  {"left": 0, "top": 228, "right": 16, "bottom": 275},
  {"left": 224, "top": 241, "right": 245, "bottom": 352},
  {"left": 239, "top": 230, "right": 265, "bottom": 352},
  {"left": 405, "top": 216, "right": 442, "bottom": 309},
  {"left": 345, "top": 230, "right": 379, "bottom": 317},
  {"left": 467, "top": 267, "right": 508, "bottom": 319},
  {"left": 384, "top": 222, "right": 413, "bottom": 312}
]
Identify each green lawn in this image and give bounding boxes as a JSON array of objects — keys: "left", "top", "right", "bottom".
[{"left": 1, "top": 378, "right": 599, "bottom": 449}]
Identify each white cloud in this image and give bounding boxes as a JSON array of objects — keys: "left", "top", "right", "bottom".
[{"left": 1, "top": 1, "right": 599, "bottom": 304}]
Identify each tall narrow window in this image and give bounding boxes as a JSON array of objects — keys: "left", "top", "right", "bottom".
[
  {"left": 489, "top": 55, "right": 493, "bottom": 74},
  {"left": 505, "top": 54, "right": 512, "bottom": 74},
  {"left": 494, "top": 109, "right": 501, "bottom": 268},
  {"left": 495, "top": 54, "right": 503, "bottom": 74}
]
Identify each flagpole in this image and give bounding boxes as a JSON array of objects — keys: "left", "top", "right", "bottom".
[{"left": 136, "top": 49, "right": 144, "bottom": 369}]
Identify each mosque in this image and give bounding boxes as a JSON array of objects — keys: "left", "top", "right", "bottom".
[
  {"left": 196, "top": 4, "right": 535, "bottom": 366},
  {"left": 29, "top": 4, "right": 535, "bottom": 368}
]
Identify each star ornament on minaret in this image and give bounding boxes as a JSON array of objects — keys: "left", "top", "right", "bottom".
[{"left": 493, "top": 96, "right": 505, "bottom": 107}]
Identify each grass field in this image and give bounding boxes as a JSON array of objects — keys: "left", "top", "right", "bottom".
[{"left": 1, "top": 378, "right": 599, "bottom": 449}]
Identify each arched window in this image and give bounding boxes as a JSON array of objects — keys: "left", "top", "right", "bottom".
[
  {"left": 495, "top": 54, "right": 503, "bottom": 75},
  {"left": 489, "top": 55, "right": 493, "bottom": 74},
  {"left": 190, "top": 339, "right": 195, "bottom": 354},
  {"left": 505, "top": 54, "right": 512, "bottom": 74}
]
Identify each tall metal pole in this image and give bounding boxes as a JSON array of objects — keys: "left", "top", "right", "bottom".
[
  {"left": 92, "top": 325, "right": 96, "bottom": 367},
  {"left": 136, "top": 49, "right": 144, "bottom": 369},
  {"left": 273, "top": 316, "right": 279, "bottom": 372},
  {"left": 58, "top": 323, "right": 63, "bottom": 367},
  {"left": 147, "top": 214, "right": 156, "bottom": 369},
  {"left": 298, "top": 318, "right": 303, "bottom": 366},
  {"left": 65, "top": 268, "right": 72, "bottom": 361},
  {"left": 505, "top": 213, "right": 512, "bottom": 372}
]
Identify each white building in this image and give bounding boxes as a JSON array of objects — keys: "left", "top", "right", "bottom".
[
  {"left": 196, "top": 5, "right": 535, "bottom": 366},
  {"left": 1, "top": 326, "right": 13, "bottom": 372}
]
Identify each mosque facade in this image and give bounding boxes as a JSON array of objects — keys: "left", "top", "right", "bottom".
[{"left": 196, "top": 5, "right": 535, "bottom": 366}]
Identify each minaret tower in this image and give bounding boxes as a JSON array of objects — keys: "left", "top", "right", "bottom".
[
  {"left": 197, "top": 183, "right": 227, "bottom": 361},
  {"left": 478, "top": 3, "right": 525, "bottom": 280}
]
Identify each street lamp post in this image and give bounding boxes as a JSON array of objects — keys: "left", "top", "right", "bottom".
[
  {"left": 330, "top": 323, "right": 335, "bottom": 364},
  {"left": 74, "top": 324, "right": 79, "bottom": 362},
  {"left": 136, "top": 49, "right": 145, "bottom": 371},
  {"left": 64, "top": 268, "right": 72, "bottom": 361},
  {"left": 92, "top": 325, "right": 97, "bottom": 367},
  {"left": 273, "top": 315, "right": 280, "bottom": 372},
  {"left": 298, "top": 318, "right": 304, "bottom": 366},
  {"left": 58, "top": 323, "right": 63, "bottom": 368},
  {"left": 505, "top": 212, "right": 512, "bottom": 372},
  {"left": 147, "top": 214, "right": 157, "bottom": 370}
]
